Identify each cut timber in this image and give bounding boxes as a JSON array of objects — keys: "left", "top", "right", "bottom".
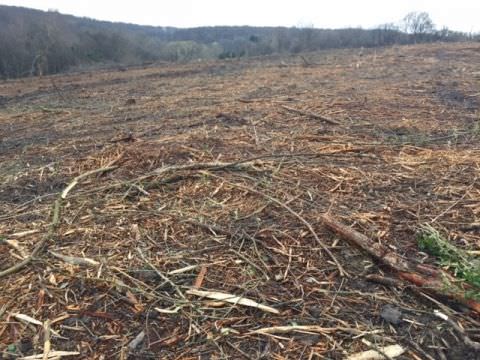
[
  {"left": 281, "top": 105, "right": 341, "bottom": 125},
  {"left": 321, "top": 214, "right": 480, "bottom": 314}
]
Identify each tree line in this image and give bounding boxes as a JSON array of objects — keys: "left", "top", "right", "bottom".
[{"left": 0, "top": 6, "right": 477, "bottom": 79}]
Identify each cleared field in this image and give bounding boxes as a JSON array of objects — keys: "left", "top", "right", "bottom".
[{"left": 1, "top": 42, "right": 480, "bottom": 359}]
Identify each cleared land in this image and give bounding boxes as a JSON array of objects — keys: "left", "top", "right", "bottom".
[{"left": 1, "top": 42, "right": 480, "bottom": 359}]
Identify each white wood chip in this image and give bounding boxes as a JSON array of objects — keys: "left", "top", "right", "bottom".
[
  {"left": 49, "top": 251, "right": 99, "bottom": 267},
  {"left": 186, "top": 289, "right": 279, "bottom": 314},
  {"left": 13, "top": 313, "right": 43, "bottom": 326},
  {"left": 347, "top": 344, "right": 405, "bottom": 360},
  {"left": 19, "top": 351, "right": 80, "bottom": 359}
]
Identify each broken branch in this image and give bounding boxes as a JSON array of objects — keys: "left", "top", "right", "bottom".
[{"left": 321, "top": 214, "right": 480, "bottom": 313}]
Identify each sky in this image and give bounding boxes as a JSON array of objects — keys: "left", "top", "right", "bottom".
[{"left": 1, "top": 0, "right": 479, "bottom": 33}]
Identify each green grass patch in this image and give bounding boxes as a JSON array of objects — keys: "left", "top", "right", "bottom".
[{"left": 417, "top": 225, "right": 480, "bottom": 298}]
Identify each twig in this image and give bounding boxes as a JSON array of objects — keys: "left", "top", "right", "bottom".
[
  {"left": 184, "top": 219, "right": 269, "bottom": 250},
  {"left": 281, "top": 105, "right": 341, "bottom": 125},
  {"left": 404, "top": 339, "right": 437, "bottom": 360},
  {"left": 250, "top": 325, "right": 336, "bottom": 335},
  {"left": 430, "top": 179, "right": 476, "bottom": 223},
  {"left": 61, "top": 166, "right": 118, "bottom": 199},
  {"left": 0, "top": 200, "right": 60, "bottom": 278},
  {"left": 433, "top": 310, "right": 480, "bottom": 351},
  {"left": 361, "top": 339, "right": 396, "bottom": 360},
  {"left": 0, "top": 166, "right": 117, "bottom": 279},
  {"left": 231, "top": 249, "right": 270, "bottom": 281},
  {"left": 42, "top": 320, "right": 51, "bottom": 360},
  {"left": 207, "top": 174, "right": 347, "bottom": 276},
  {"left": 153, "top": 161, "right": 257, "bottom": 176},
  {"left": 0, "top": 238, "right": 27, "bottom": 258},
  {"left": 137, "top": 248, "right": 186, "bottom": 300}
]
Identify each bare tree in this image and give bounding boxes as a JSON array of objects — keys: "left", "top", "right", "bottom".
[{"left": 403, "top": 12, "right": 435, "bottom": 42}]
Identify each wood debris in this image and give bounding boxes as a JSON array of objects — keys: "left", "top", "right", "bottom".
[
  {"left": 186, "top": 289, "right": 280, "bottom": 314},
  {"left": 1, "top": 42, "right": 480, "bottom": 358},
  {"left": 347, "top": 344, "right": 406, "bottom": 360}
]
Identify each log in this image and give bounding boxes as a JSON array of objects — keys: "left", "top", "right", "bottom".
[{"left": 321, "top": 214, "right": 480, "bottom": 314}]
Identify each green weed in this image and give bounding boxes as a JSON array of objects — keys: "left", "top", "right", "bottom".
[{"left": 417, "top": 224, "right": 480, "bottom": 298}]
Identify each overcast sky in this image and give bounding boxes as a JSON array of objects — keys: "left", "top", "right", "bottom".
[{"left": 1, "top": 0, "right": 479, "bottom": 33}]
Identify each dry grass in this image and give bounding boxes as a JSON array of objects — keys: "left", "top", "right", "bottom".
[{"left": 1, "top": 42, "right": 480, "bottom": 359}]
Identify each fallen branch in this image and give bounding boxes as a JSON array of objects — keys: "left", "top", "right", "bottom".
[
  {"left": 61, "top": 166, "right": 118, "bottom": 199},
  {"left": 186, "top": 289, "right": 279, "bottom": 314},
  {"left": 281, "top": 105, "right": 341, "bottom": 125},
  {"left": 321, "top": 214, "right": 480, "bottom": 313}
]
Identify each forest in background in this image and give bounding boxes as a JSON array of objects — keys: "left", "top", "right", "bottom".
[{"left": 0, "top": 5, "right": 478, "bottom": 78}]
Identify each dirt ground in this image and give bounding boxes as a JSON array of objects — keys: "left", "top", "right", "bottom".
[{"left": 1, "top": 42, "right": 480, "bottom": 359}]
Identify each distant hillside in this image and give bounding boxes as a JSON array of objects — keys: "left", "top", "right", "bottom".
[{"left": 0, "top": 5, "right": 475, "bottom": 78}]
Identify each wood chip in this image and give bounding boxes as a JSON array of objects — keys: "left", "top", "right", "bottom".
[
  {"left": 347, "top": 344, "right": 405, "bottom": 360},
  {"left": 128, "top": 330, "right": 145, "bottom": 350},
  {"left": 186, "top": 289, "right": 279, "bottom": 314},
  {"left": 193, "top": 265, "right": 207, "bottom": 288},
  {"left": 13, "top": 313, "right": 43, "bottom": 326},
  {"left": 19, "top": 351, "right": 80, "bottom": 359},
  {"left": 49, "top": 251, "right": 100, "bottom": 267}
]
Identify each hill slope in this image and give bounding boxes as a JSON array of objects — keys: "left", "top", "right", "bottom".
[
  {"left": 1, "top": 42, "right": 480, "bottom": 358},
  {"left": 1, "top": 5, "right": 473, "bottom": 78}
]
